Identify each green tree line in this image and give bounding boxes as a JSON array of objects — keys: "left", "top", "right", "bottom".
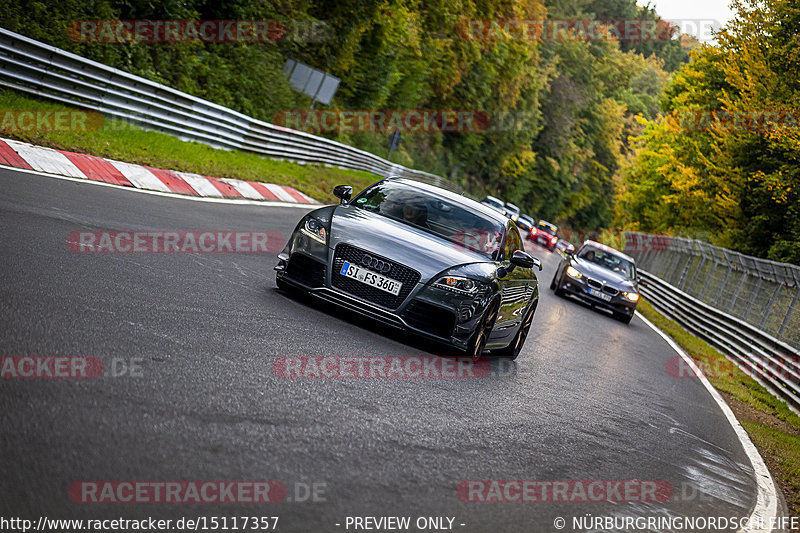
[
  {"left": 617, "top": 0, "right": 799, "bottom": 264},
  {"left": 1, "top": 0, "right": 686, "bottom": 225}
]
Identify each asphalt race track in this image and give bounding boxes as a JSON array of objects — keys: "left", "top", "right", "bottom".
[{"left": 0, "top": 167, "right": 762, "bottom": 532}]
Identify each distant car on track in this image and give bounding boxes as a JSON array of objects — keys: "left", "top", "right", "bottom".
[
  {"left": 550, "top": 240, "right": 642, "bottom": 323},
  {"left": 530, "top": 220, "right": 559, "bottom": 250},
  {"left": 515, "top": 215, "right": 535, "bottom": 233},
  {"left": 276, "top": 178, "right": 543, "bottom": 360},
  {"left": 480, "top": 195, "right": 507, "bottom": 217},
  {"left": 504, "top": 202, "right": 521, "bottom": 222},
  {"left": 555, "top": 239, "right": 575, "bottom": 254}
]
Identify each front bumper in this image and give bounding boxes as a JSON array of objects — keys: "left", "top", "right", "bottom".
[
  {"left": 558, "top": 276, "right": 637, "bottom": 316},
  {"left": 276, "top": 250, "right": 489, "bottom": 350}
]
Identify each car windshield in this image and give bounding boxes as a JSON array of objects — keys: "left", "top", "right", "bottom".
[
  {"left": 577, "top": 245, "right": 636, "bottom": 278},
  {"left": 354, "top": 181, "right": 505, "bottom": 258},
  {"left": 537, "top": 222, "right": 557, "bottom": 235}
]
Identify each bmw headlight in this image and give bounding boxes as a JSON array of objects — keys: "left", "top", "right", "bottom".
[
  {"left": 300, "top": 217, "right": 327, "bottom": 244},
  {"left": 566, "top": 266, "right": 583, "bottom": 279},
  {"left": 434, "top": 276, "right": 485, "bottom": 296},
  {"left": 623, "top": 291, "right": 640, "bottom": 302}
]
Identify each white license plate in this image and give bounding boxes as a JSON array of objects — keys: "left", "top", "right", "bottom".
[
  {"left": 588, "top": 288, "right": 612, "bottom": 302},
  {"left": 340, "top": 262, "right": 402, "bottom": 296}
]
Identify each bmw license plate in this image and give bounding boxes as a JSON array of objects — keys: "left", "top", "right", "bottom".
[
  {"left": 588, "top": 288, "right": 612, "bottom": 302},
  {"left": 340, "top": 262, "right": 402, "bottom": 296}
]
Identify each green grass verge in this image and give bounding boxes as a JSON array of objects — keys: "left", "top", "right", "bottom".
[
  {"left": 638, "top": 299, "right": 800, "bottom": 515},
  {"left": 0, "top": 89, "right": 379, "bottom": 203}
]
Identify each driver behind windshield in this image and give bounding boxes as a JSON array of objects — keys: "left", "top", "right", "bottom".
[
  {"left": 402, "top": 199, "right": 428, "bottom": 228},
  {"left": 580, "top": 249, "right": 597, "bottom": 263}
]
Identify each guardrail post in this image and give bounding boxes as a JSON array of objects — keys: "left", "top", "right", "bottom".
[
  {"left": 742, "top": 277, "right": 762, "bottom": 322},
  {"left": 667, "top": 251, "right": 686, "bottom": 285},
  {"left": 714, "top": 265, "right": 733, "bottom": 307},
  {"left": 777, "top": 287, "right": 800, "bottom": 341},
  {"left": 699, "top": 261, "right": 717, "bottom": 299},
  {"left": 677, "top": 254, "right": 693, "bottom": 289},
  {"left": 759, "top": 282, "right": 782, "bottom": 330},
  {"left": 688, "top": 256, "right": 707, "bottom": 294},
  {"left": 729, "top": 271, "right": 748, "bottom": 314}
]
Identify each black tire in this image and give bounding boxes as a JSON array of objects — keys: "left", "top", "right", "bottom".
[
  {"left": 496, "top": 302, "right": 536, "bottom": 360},
  {"left": 552, "top": 271, "right": 565, "bottom": 296},
  {"left": 466, "top": 300, "right": 499, "bottom": 361}
]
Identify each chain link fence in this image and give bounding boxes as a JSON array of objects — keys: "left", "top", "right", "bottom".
[{"left": 624, "top": 233, "right": 800, "bottom": 349}]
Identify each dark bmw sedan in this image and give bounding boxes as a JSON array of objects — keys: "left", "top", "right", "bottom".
[
  {"left": 275, "top": 178, "right": 542, "bottom": 360},
  {"left": 550, "top": 240, "right": 641, "bottom": 323}
]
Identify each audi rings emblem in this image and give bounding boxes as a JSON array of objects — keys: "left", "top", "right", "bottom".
[{"left": 360, "top": 254, "right": 392, "bottom": 273}]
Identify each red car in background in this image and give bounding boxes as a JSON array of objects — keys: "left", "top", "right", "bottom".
[{"left": 530, "top": 220, "right": 559, "bottom": 251}]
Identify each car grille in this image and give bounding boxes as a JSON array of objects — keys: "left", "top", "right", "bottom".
[
  {"left": 332, "top": 243, "right": 420, "bottom": 309},
  {"left": 586, "top": 277, "right": 619, "bottom": 296},
  {"left": 285, "top": 253, "right": 326, "bottom": 288},
  {"left": 587, "top": 278, "right": 603, "bottom": 289},
  {"left": 403, "top": 300, "right": 456, "bottom": 338}
]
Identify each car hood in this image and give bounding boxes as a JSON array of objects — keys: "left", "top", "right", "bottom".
[
  {"left": 572, "top": 258, "right": 635, "bottom": 290},
  {"left": 329, "top": 206, "right": 489, "bottom": 281}
]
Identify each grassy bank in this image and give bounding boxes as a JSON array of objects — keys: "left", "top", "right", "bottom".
[
  {"left": 638, "top": 299, "right": 800, "bottom": 516},
  {"left": 0, "top": 89, "right": 379, "bottom": 203}
]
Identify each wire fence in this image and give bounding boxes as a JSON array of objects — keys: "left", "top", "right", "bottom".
[{"left": 624, "top": 233, "right": 800, "bottom": 349}]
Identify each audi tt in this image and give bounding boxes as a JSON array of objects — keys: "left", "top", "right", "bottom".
[{"left": 275, "top": 178, "right": 542, "bottom": 360}]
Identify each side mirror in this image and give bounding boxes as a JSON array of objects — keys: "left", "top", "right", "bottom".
[
  {"left": 333, "top": 185, "right": 353, "bottom": 205},
  {"left": 637, "top": 277, "right": 648, "bottom": 288},
  {"left": 511, "top": 250, "right": 540, "bottom": 270}
]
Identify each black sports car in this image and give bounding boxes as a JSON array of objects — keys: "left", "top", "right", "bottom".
[
  {"left": 275, "top": 178, "right": 542, "bottom": 360},
  {"left": 550, "top": 240, "right": 642, "bottom": 323}
]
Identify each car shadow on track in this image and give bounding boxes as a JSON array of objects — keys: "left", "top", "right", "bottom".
[
  {"left": 269, "top": 286, "right": 519, "bottom": 374},
  {"left": 554, "top": 290, "right": 635, "bottom": 326}
]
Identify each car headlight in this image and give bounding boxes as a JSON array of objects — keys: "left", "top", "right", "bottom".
[
  {"left": 623, "top": 291, "right": 640, "bottom": 302},
  {"left": 300, "top": 217, "right": 327, "bottom": 244},
  {"left": 566, "top": 266, "right": 583, "bottom": 279},
  {"left": 434, "top": 276, "right": 484, "bottom": 296},
  {"left": 550, "top": 236, "right": 558, "bottom": 244}
]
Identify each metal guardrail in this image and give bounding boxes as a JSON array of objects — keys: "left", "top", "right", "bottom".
[
  {"left": 624, "top": 233, "right": 800, "bottom": 411},
  {"left": 0, "top": 27, "right": 459, "bottom": 193}
]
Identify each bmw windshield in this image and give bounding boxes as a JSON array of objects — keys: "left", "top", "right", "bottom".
[
  {"left": 352, "top": 181, "right": 505, "bottom": 259},
  {"left": 577, "top": 245, "right": 636, "bottom": 279}
]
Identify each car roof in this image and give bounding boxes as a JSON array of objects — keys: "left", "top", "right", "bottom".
[
  {"left": 581, "top": 240, "right": 635, "bottom": 263},
  {"left": 385, "top": 178, "right": 509, "bottom": 225},
  {"left": 537, "top": 220, "right": 557, "bottom": 229}
]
